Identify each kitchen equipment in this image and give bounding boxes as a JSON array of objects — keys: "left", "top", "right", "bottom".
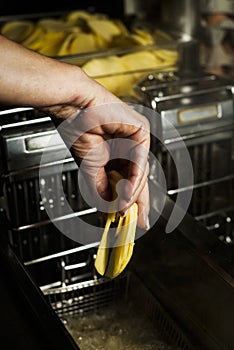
[
  {"left": 135, "top": 42, "right": 234, "bottom": 245},
  {"left": 2, "top": 178, "right": 234, "bottom": 350},
  {"left": 0, "top": 230, "right": 79, "bottom": 350},
  {"left": 0, "top": 99, "right": 190, "bottom": 350},
  {"left": 160, "top": 0, "right": 202, "bottom": 40},
  {"left": 1, "top": 93, "right": 234, "bottom": 350},
  {"left": 0, "top": 104, "right": 196, "bottom": 349},
  {"left": 1, "top": 6, "right": 234, "bottom": 350}
]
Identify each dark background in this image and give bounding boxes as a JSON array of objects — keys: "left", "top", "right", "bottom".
[{"left": 0, "top": 1, "right": 124, "bottom": 17}]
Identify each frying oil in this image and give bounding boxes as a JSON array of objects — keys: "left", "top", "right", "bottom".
[{"left": 64, "top": 301, "right": 180, "bottom": 350}]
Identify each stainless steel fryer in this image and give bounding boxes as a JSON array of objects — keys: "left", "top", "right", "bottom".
[
  {"left": 0, "top": 107, "right": 194, "bottom": 350},
  {"left": 0, "top": 13, "right": 234, "bottom": 348},
  {"left": 136, "top": 61, "right": 234, "bottom": 245},
  {"left": 1, "top": 0, "right": 234, "bottom": 347},
  {"left": 1, "top": 99, "right": 234, "bottom": 349},
  {"left": 2, "top": 170, "right": 234, "bottom": 350}
]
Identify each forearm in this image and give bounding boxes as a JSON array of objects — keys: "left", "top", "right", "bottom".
[{"left": 0, "top": 34, "right": 112, "bottom": 112}]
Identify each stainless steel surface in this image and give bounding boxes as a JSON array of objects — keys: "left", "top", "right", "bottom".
[
  {"left": 0, "top": 108, "right": 68, "bottom": 172},
  {"left": 177, "top": 40, "right": 202, "bottom": 77},
  {"left": 160, "top": 0, "right": 202, "bottom": 40},
  {"left": 137, "top": 68, "right": 234, "bottom": 244}
]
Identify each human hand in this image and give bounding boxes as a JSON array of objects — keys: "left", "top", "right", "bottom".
[{"left": 50, "top": 82, "right": 150, "bottom": 230}]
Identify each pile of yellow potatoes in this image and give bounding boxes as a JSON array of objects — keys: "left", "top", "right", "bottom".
[
  {"left": 81, "top": 49, "right": 177, "bottom": 96},
  {"left": 1, "top": 10, "right": 178, "bottom": 95}
]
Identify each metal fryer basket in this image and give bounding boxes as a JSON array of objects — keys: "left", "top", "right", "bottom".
[{"left": 24, "top": 241, "right": 194, "bottom": 350}]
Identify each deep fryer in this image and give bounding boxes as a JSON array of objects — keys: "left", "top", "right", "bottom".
[{"left": 1, "top": 3, "right": 234, "bottom": 350}]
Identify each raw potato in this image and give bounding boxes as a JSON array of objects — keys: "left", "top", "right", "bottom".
[
  {"left": 81, "top": 49, "right": 178, "bottom": 95},
  {"left": 0, "top": 9, "right": 178, "bottom": 87},
  {"left": 130, "top": 28, "right": 155, "bottom": 46},
  {"left": 82, "top": 55, "right": 130, "bottom": 96},
  {"left": 94, "top": 171, "right": 138, "bottom": 279},
  {"left": 1, "top": 20, "right": 35, "bottom": 43},
  {"left": 70, "top": 33, "right": 98, "bottom": 54},
  {"left": 0, "top": 10, "right": 176, "bottom": 61},
  {"left": 154, "top": 49, "right": 178, "bottom": 66},
  {"left": 120, "top": 50, "right": 160, "bottom": 79},
  {"left": 105, "top": 204, "right": 138, "bottom": 278},
  {"left": 57, "top": 32, "right": 78, "bottom": 56},
  {"left": 88, "top": 19, "right": 122, "bottom": 43},
  {"left": 21, "top": 26, "right": 46, "bottom": 50},
  {"left": 37, "top": 31, "right": 67, "bottom": 56}
]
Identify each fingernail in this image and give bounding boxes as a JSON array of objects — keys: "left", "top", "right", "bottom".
[{"left": 145, "top": 216, "right": 150, "bottom": 230}]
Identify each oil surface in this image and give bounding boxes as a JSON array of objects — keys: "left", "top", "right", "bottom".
[{"left": 64, "top": 302, "right": 180, "bottom": 350}]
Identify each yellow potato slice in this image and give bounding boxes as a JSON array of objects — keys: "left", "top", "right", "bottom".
[
  {"left": 131, "top": 28, "right": 155, "bottom": 46},
  {"left": 105, "top": 204, "right": 138, "bottom": 278},
  {"left": 57, "top": 32, "right": 77, "bottom": 56},
  {"left": 82, "top": 55, "right": 130, "bottom": 95},
  {"left": 94, "top": 211, "right": 115, "bottom": 276},
  {"left": 81, "top": 55, "right": 121, "bottom": 77},
  {"left": 1, "top": 20, "right": 34, "bottom": 43},
  {"left": 121, "top": 50, "right": 159, "bottom": 71},
  {"left": 113, "top": 19, "right": 130, "bottom": 36},
  {"left": 153, "top": 49, "right": 178, "bottom": 62},
  {"left": 120, "top": 50, "right": 162, "bottom": 93},
  {"left": 88, "top": 19, "right": 121, "bottom": 42},
  {"left": 93, "top": 33, "right": 108, "bottom": 50},
  {"left": 57, "top": 32, "right": 98, "bottom": 56},
  {"left": 82, "top": 51, "right": 160, "bottom": 96},
  {"left": 153, "top": 29, "right": 173, "bottom": 43},
  {"left": 94, "top": 170, "right": 138, "bottom": 279},
  {"left": 21, "top": 25, "right": 45, "bottom": 50},
  {"left": 70, "top": 33, "right": 98, "bottom": 54},
  {"left": 38, "top": 31, "right": 67, "bottom": 56}
]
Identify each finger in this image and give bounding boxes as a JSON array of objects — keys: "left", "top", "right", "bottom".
[
  {"left": 118, "top": 161, "right": 149, "bottom": 215},
  {"left": 125, "top": 136, "right": 150, "bottom": 201},
  {"left": 136, "top": 180, "right": 150, "bottom": 229},
  {"left": 95, "top": 167, "right": 112, "bottom": 202}
]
